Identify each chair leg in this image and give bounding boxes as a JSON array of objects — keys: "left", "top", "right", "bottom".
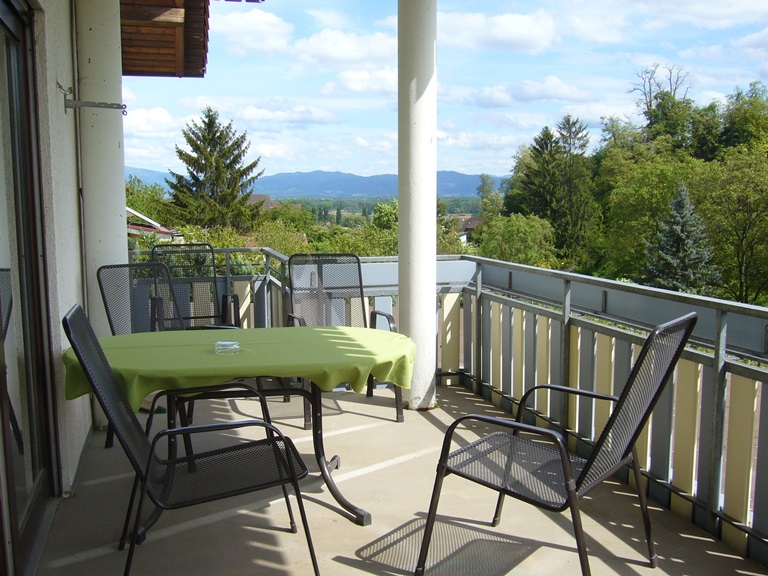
[
  {"left": 119, "top": 475, "right": 141, "bottom": 551},
  {"left": 290, "top": 478, "right": 320, "bottom": 576},
  {"left": 366, "top": 373, "right": 374, "bottom": 397},
  {"left": 105, "top": 423, "right": 115, "bottom": 448},
  {"left": 631, "top": 448, "right": 658, "bottom": 567},
  {"left": 414, "top": 465, "right": 448, "bottom": 576},
  {"left": 394, "top": 384, "right": 404, "bottom": 423},
  {"left": 566, "top": 493, "right": 591, "bottom": 576},
  {"left": 491, "top": 493, "right": 505, "bottom": 527}
]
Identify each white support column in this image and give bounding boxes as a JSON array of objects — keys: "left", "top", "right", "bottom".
[
  {"left": 75, "top": 0, "right": 127, "bottom": 337},
  {"left": 398, "top": 0, "right": 437, "bottom": 409}
]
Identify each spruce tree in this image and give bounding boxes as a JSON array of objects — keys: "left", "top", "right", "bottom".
[
  {"left": 167, "top": 106, "right": 264, "bottom": 231},
  {"left": 640, "top": 183, "right": 719, "bottom": 294}
]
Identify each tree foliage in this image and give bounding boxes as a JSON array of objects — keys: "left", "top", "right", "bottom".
[
  {"left": 167, "top": 106, "right": 264, "bottom": 231},
  {"left": 639, "top": 183, "right": 719, "bottom": 294}
]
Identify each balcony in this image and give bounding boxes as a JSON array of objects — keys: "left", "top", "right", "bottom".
[{"left": 38, "top": 249, "right": 768, "bottom": 574}]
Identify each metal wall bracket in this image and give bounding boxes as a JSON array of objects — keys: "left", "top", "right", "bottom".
[{"left": 57, "top": 82, "right": 127, "bottom": 115}]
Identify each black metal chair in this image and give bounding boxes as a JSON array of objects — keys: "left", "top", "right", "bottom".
[
  {"left": 98, "top": 261, "right": 186, "bottom": 336},
  {"left": 288, "top": 253, "right": 404, "bottom": 423},
  {"left": 62, "top": 304, "right": 319, "bottom": 576},
  {"left": 1, "top": 267, "right": 23, "bottom": 455},
  {"left": 415, "top": 312, "right": 698, "bottom": 576},
  {"left": 97, "top": 262, "right": 188, "bottom": 448},
  {"left": 151, "top": 242, "right": 240, "bottom": 328}
]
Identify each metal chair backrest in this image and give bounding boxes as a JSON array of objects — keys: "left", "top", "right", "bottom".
[
  {"left": 62, "top": 305, "right": 152, "bottom": 476},
  {"left": 151, "top": 243, "right": 228, "bottom": 328},
  {"left": 288, "top": 253, "right": 367, "bottom": 328},
  {"left": 577, "top": 312, "right": 698, "bottom": 492},
  {"left": 0, "top": 268, "right": 11, "bottom": 339},
  {"left": 97, "top": 262, "right": 185, "bottom": 336}
]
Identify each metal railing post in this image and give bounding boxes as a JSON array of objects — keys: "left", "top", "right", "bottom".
[{"left": 707, "top": 309, "right": 728, "bottom": 534}]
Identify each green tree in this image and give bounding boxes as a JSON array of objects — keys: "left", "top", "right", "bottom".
[
  {"left": 554, "top": 115, "right": 601, "bottom": 265},
  {"left": 639, "top": 183, "right": 718, "bottom": 294},
  {"left": 478, "top": 214, "right": 556, "bottom": 266},
  {"left": 372, "top": 199, "right": 398, "bottom": 230},
  {"left": 510, "top": 127, "right": 561, "bottom": 219},
  {"left": 721, "top": 81, "right": 768, "bottom": 150},
  {"left": 125, "top": 175, "right": 184, "bottom": 227},
  {"left": 167, "top": 106, "right": 264, "bottom": 231},
  {"left": 695, "top": 145, "right": 768, "bottom": 303}
]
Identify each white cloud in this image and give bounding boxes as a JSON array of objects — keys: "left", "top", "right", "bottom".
[
  {"left": 306, "top": 9, "right": 349, "bottom": 29},
  {"left": 679, "top": 44, "right": 724, "bottom": 61},
  {"left": 732, "top": 28, "right": 768, "bottom": 60},
  {"left": 437, "top": 130, "right": 523, "bottom": 151},
  {"left": 354, "top": 136, "right": 394, "bottom": 154},
  {"left": 293, "top": 29, "right": 397, "bottom": 66},
  {"left": 123, "top": 107, "right": 179, "bottom": 138},
  {"left": 326, "top": 67, "right": 398, "bottom": 95},
  {"left": 211, "top": 9, "right": 293, "bottom": 56},
  {"left": 240, "top": 103, "right": 339, "bottom": 126},
  {"left": 516, "top": 76, "right": 592, "bottom": 102},
  {"left": 438, "top": 11, "right": 557, "bottom": 54},
  {"left": 632, "top": 0, "right": 768, "bottom": 28}
]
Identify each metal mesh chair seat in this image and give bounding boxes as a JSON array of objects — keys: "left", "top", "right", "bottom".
[
  {"left": 62, "top": 304, "right": 319, "bottom": 576},
  {"left": 447, "top": 431, "right": 587, "bottom": 511},
  {"left": 415, "top": 312, "right": 698, "bottom": 576},
  {"left": 149, "top": 435, "right": 308, "bottom": 509}
]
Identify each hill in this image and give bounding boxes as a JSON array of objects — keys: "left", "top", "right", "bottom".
[{"left": 125, "top": 166, "right": 504, "bottom": 198}]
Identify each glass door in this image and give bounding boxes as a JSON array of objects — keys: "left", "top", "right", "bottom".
[{"left": 1, "top": 1, "right": 57, "bottom": 573}]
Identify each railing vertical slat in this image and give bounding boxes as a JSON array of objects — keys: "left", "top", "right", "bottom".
[
  {"left": 549, "top": 317, "right": 563, "bottom": 425},
  {"left": 512, "top": 308, "right": 525, "bottom": 403},
  {"left": 670, "top": 359, "right": 701, "bottom": 518},
  {"left": 536, "top": 315, "right": 550, "bottom": 420},
  {"left": 577, "top": 328, "right": 595, "bottom": 440},
  {"left": 594, "top": 333, "right": 613, "bottom": 435},
  {"left": 524, "top": 311, "right": 537, "bottom": 405},
  {"left": 649, "top": 368, "right": 674, "bottom": 488},
  {"left": 749, "top": 381, "right": 768, "bottom": 565},
  {"left": 721, "top": 375, "right": 759, "bottom": 556},
  {"left": 500, "top": 304, "right": 512, "bottom": 402}
]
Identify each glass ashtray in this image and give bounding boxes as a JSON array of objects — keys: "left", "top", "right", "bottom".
[{"left": 214, "top": 340, "right": 240, "bottom": 354}]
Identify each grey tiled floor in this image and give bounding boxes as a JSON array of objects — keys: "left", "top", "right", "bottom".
[{"left": 36, "top": 384, "right": 768, "bottom": 575}]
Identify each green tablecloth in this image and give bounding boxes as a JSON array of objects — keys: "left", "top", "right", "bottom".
[{"left": 63, "top": 326, "right": 415, "bottom": 411}]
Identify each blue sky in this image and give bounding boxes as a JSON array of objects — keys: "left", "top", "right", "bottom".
[{"left": 122, "top": 0, "right": 768, "bottom": 178}]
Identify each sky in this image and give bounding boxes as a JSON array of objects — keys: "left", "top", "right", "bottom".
[{"left": 122, "top": 0, "right": 768, "bottom": 178}]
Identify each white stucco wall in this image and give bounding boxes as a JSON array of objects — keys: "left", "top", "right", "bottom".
[{"left": 34, "top": 0, "right": 92, "bottom": 492}]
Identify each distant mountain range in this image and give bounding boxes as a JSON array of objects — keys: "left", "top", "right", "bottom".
[{"left": 126, "top": 166, "right": 504, "bottom": 199}]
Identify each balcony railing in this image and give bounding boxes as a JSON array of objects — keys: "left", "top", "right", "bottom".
[{"left": 131, "top": 247, "right": 768, "bottom": 569}]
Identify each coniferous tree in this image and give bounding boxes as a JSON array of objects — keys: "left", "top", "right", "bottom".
[
  {"left": 639, "top": 183, "right": 719, "bottom": 294},
  {"left": 167, "top": 106, "right": 264, "bottom": 231}
]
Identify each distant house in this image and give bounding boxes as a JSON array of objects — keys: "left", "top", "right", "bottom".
[
  {"left": 249, "top": 193, "right": 273, "bottom": 209},
  {"left": 126, "top": 206, "right": 174, "bottom": 241},
  {"left": 446, "top": 214, "right": 482, "bottom": 244}
]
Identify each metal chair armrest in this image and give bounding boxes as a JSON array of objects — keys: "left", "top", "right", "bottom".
[
  {"left": 287, "top": 313, "right": 307, "bottom": 327},
  {"left": 370, "top": 309, "right": 396, "bottom": 332},
  {"left": 516, "top": 384, "right": 618, "bottom": 422},
  {"left": 145, "top": 382, "right": 268, "bottom": 433}
]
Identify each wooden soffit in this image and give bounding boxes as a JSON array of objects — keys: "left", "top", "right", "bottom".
[{"left": 120, "top": 0, "right": 209, "bottom": 78}]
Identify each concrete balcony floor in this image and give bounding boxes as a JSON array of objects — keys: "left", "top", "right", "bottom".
[{"left": 37, "top": 383, "right": 768, "bottom": 576}]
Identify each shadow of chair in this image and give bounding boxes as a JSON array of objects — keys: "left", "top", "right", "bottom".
[
  {"left": 414, "top": 312, "right": 698, "bottom": 576},
  {"left": 62, "top": 303, "right": 319, "bottom": 576}
]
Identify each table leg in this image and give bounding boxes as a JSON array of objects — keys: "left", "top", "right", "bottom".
[{"left": 310, "top": 383, "right": 372, "bottom": 526}]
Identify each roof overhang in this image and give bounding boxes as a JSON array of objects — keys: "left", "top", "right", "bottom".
[
  {"left": 120, "top": 0, "right": 265, "bottom": 78},
  {"left": 120, "top": 0, "right": 209, "bottom": 77}
]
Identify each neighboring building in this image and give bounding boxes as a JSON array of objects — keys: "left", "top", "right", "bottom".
[{"left": 126, "top": 206, "right": 175, "bottom": 241}]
